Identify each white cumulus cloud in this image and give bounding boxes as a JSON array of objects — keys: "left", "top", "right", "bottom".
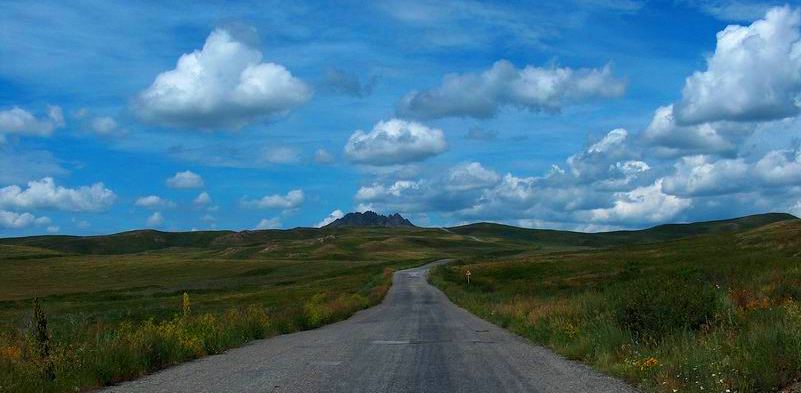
[
  {"left": 134, "top": 28, "right": 312, "bottom": 129},
  {"left": 586, "top": 180, "right": 692, "bottom": 225},
  {"left": 0, "top": 177, "right": 116, "bottom": 212},
  {"left": 166, "top": 171, "right": 204, "bottom": 189},
  {"left": 345, "top": 119, "right": 447, "bottom": 166},
  {"left": 661, "top": 155, "right": 750, "bottom": 197},
  {"left": 445, "top": 162, "right": 500, "bottom": 191},
  {"left": 134, "top": 195, "right": 175, "bottom": 209},
  {"left": 0, "top": 210, "right": 51, "bottom": 229},
  {"left": 397, "top": 60, "right": 625, "bottom": 119},
  {"left": 243, "top": 189, "right": 304, "bottom": 210},
  {"left": 675, "top": 6, "right": 801, "bottom": 124},
  {"left": 754, "top": 149, "right": 801, "bottom": 186},
  {"left": 641, "top": 105, "right": 754, "bottom": 157},
  {"left": 0, "top": 106, "right": 64, "bottom": 137}
]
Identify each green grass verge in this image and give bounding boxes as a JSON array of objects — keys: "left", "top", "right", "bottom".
[{"left": 0, "top": 263, "right": 400, "bottom": 393}]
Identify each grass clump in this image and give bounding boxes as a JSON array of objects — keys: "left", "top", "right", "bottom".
[{"left": 613, "top": 277, "right": 719, "bottom": 341}]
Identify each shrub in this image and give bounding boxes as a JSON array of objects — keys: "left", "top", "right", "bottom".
[
  {"left": 613, "top": 277, "right": 720, "bottom": 341},
  {"left": 31, "top": 298, "right": 54, "bottom": 382}
]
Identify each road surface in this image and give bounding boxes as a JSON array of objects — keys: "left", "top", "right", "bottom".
[{"left": 103, "top": 260, "right": 636, "bottom": 393}]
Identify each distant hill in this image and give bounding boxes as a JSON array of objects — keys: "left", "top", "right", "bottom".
[
  {"left": 447, "top": 213, "right": 798, "bottom": 248},
  {"left": 323, "top": 211, "right": 415, "bottom": 228},
  {"left": 0, "top": 212, "right": 795, "bottom": 255},
  {"left": 0, "top": 229, "right": 233, "bottom": 255}
]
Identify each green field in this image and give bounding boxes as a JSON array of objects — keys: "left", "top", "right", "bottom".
[
  {"left": 1, "top": 213, "right": 800, "bottom": 392},
  {"left": 0, "top": 226, "right": 522, "bottom": 392},
  {"left": 433, "top": 215, "right": 801, "bottom": 392}
]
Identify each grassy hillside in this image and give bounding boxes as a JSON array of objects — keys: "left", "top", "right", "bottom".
[
  {"left": 448, "top": 212, "right": 796, "bottom": 249},
  {"left": 4, "top": 212, "right": 791, "bottom": 255},
  {"left": 432, "top": 215, "right": 801, "bottom": 393},
  {"left": 0, "top": 230, "right": 232, "bottom": 255},
  {"left": 0, "top": 226, "right": 527, "bottom": 393},
  {"left": 0, "top": 212, "right": 796, "bottom": 392}
]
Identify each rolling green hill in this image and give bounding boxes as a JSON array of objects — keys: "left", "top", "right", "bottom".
[
  {"left": 2, "top": 212, "right": 794, "bottom": 255},
  {"left": 432, "top": 213, "right": 801, "bottom": 393},
  {"left": 439, "top": 212, "right": 797, "bottom": 249}
]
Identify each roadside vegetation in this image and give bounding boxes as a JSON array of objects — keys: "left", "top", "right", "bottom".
[
  {"left": 0, "top": 263, "right": 397, "bottom": 393},
  {"left": 431, "top": 218, "right": 801, "bottom": 392},
  {"left": 0, "top": 227, "right": 511, "bottom": 393}
]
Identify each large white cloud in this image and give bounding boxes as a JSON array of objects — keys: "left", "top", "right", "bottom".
[
  {"left": 566, "top": 128, "right": 634, "bottom": 183},
  {"left": 754, "top": 149, "right": 801, "bottom": 186},
  {"left": 0, "top": 210, "right": 51, "bottom": 229},
  {"left": 661, "top": 155, "right": 750, "bottom": 197},
  {"left": 642, "top": 105, "right": 755, "bottom": 157},
  {"left": 444, "top": 162, "right": 500, "bottom": 191},
  {"left": 0, "top": 177, "right": 116, "bottom": 212},
  {"left": 166, "top": 171, "right": 204, "bottom": 189},
  {"left": 675, "top": 6, "right": 801, "bottom": 124},
  {"left": 397, "top": 60, "right": 625, "bottom": 119},
  {"left": 134, "top": 29, "right": 311, "bottom": 129},
  {"left": 586, "top": 180, "right": 692, "bottom": 225},
  {"left": 0, "top": 106, "right": 64, "bottom": 137},
  {"left": 344, "top": 119, "right": 447, "bottom": 166},
  {"left": 656, "top": 148, "right": 801, "bottom": 198},
  {"left": 243, "top": 189, "right": 304, "bottom": 210}
]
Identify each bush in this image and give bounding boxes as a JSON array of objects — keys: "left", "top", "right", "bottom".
[{"left": 613, "top": 277, "right": 720, "bottom": 341}]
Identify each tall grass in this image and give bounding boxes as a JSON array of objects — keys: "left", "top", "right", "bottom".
[
  {"left": 0, "top": 267, "right": 395, "bottom": 393},
  {"left": 430, "top": 233, "right": 801, "bottom": 392}
]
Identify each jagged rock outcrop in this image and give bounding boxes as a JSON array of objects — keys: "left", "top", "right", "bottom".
[{"left": 323, "top": 211, "right": 415, "bottom": 228}]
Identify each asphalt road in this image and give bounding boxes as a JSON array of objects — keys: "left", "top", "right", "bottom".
[{"left": 103, "top": 260, "right": 636, "bottom": 393}]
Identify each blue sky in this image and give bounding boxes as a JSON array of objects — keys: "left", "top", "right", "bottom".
[{"left": 2, "top": 0, "right": 801, "bottom": 235}]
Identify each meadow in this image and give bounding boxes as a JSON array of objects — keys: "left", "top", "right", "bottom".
[
  {"left": 1, "top": 213, "right": 799, "bottom": 392},
  {"left": 432, "top": 217, "right": 801, "bottom": 392},
  {"left": 0, "top": 227, "right": 515, "bottom": 392}
]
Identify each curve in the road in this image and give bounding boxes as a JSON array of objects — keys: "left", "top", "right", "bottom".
[{"left": 102, "top": 260, "right": 637, "bottom": 393}]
